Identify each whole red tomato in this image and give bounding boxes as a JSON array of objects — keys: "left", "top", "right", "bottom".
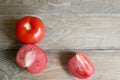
[
  {"left": 16, "top": 44, "right": 47, "bottom": 74},
  {"left": 68, "top": 51, "right": 94, "bottom": 79},
  {"left": 15, "top": 16, "right": 45, "bottom": 44}
]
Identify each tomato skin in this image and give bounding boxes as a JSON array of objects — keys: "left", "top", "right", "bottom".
[
  {"left": 16, "top": 44, "right": 47, "bottom": 74},
  {"left": 68, "top": 51, "right": 94, "bottom": 79},
  {"left": 15, "top": 16, "right": 45, "bottom": 44}
]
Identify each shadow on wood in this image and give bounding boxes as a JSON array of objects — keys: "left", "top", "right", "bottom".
[
  {"left": 1, "top": 17, "right": 22, "bottom": 49},
  {"left": 58, "top": 50, "right": 75, "bottom": 75}
]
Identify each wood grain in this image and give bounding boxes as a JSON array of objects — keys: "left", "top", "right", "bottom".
[
  {"left": 0, "top": 0, "right": 120, "bottom": 16},
  {"left": 0, "top": 15, "right": 120, "bottom": 49},
  {"left": 0, "top": 50, "right": 119, "bottom": 80},
  {"left": 0, "top": 0, "right": 120, "bottom": 80}
]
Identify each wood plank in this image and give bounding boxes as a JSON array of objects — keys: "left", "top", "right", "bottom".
[
  {"left": 0, "top": 49, "right": 120, "bottom": 80},
  {"left": 0, "top": 15, "right": 120, "bottom": 49},
  {"left": 0, "top": 0, "right": 120, "bottom": 16}
]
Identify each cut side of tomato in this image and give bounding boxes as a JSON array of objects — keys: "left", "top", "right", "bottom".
[
  {"left": 68, "top": 51, "right": 94, "bottom": 79},
  {"left": 16, "top": 44, "right": 47, "bottom": 74}
]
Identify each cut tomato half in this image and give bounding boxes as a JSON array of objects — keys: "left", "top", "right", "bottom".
[
  {"left": 68, "top": 51, "right": 94, "bottom": 79},
  {"left": 16, "top": 44, "right": 47, "bottom": 74}
]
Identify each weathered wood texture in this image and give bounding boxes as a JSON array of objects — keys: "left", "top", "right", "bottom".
[
  {"left": 0, "top": 16, "right": 120, "bottom": 49},
  {"left": 0, "top": 0, "right": 120, "bottom": 80},
  {"left": 0, "top": 50, "right": 120, "bottom": 80},
  {"left": 0, "top": 0, "right": 120, "bottom": 16}
]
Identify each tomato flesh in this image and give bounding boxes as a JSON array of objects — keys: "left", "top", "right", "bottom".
[
  {"left": 15, "top": 16, "right": 45, "bottom": 44},
  {"left": 68, "top": 51, "right": 94, "bottom": 79},
  {"left": 16, "top": 44, "right": 47, "bottom": 74}
]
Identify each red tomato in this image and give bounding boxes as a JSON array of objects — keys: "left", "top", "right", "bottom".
[
  {"left": 15, "top": 16, "right": 45, "bottom": 44},
  {"left": 16, "top": 44, "right": 47, "bottom": 74},
  {"left": 68, "top": 51, "right": 94, "bottom": 79}
]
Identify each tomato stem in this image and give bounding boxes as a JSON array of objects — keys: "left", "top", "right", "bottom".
[{"left": 24, "top": 23, "right": 32, "bottom": 30}]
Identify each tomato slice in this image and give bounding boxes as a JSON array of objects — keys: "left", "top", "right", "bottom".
[
  {"left": 16, "top": 44, "right": 47, "bottom": 74},
  {"left": 15, "top": 16, "right": 45, "bottom": 44},
  {"left": 68, "top": 51, "right": 94, "bottom": 79}
]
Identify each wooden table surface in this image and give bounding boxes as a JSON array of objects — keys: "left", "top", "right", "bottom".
[{"left": 0, "top": 0, "right": 120, "bottom": 80}]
